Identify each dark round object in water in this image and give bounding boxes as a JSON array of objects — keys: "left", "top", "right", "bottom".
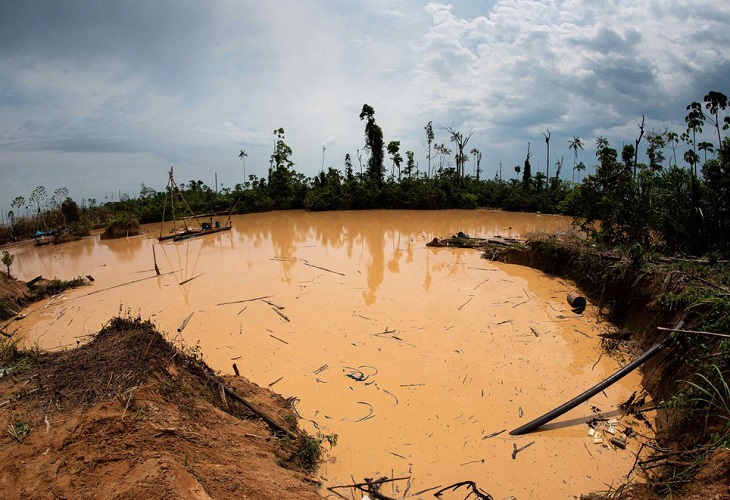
[
  {"left": 567, "top": 291, "right": 586, "bottom": 312},
  {"left": 457, "top": 231, "right": 469, "bottom": 238}
]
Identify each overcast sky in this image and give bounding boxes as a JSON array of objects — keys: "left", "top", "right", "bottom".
[{"left": 1, "top": 0, "right": 729, "bottom": 212}]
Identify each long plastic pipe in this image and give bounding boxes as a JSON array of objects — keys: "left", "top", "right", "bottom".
[{"left": 509, "top": 322, "right": 683, "bottom": 436}]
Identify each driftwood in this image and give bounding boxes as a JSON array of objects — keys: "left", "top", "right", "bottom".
[
  {"left": 177, "top": 313, "right": 194, "bottom": 332},
  {"left": 71, "top": 271, "right": 175, "bottom": 299},
  {"left": 482, "top": 429, "right": 505, "bottom": 439},
  {"left": 261, "top": 299, "right": 284, "bottom": 310},
  {"left": 217, "top": 295, "right": 273, "bottom": 306},
  {"left": 232, "top": 363, "right": 240, "bottom": 376},
  {"left": 458, "top": 297, "right": 473, "bottom": 310},
  {"left": 268, "top": 376, "right": 283, "bottom": 387},
  {"left": 302, "top": 261, "right": 345, "bottom": 276},
  {"left": 218, "top": 383, "right": 228, "bottom": 409},
  {"left": 26, "top": 275, "right": 43, "bottom": 287},
  {"left": 269, "top": 334, "right": 289, "bottom": 344},
  {"left": 179, "top": 273, "right": 204, "bottom": 286},
  {"left": 512, "top": 441, "right": 535, "bottom": 459},
  {"left": 434, "top": 481, "right": 494, "bottom": 499},
  {"left": 272, "top": 308, "right": 290, "bottom": 322},
  {"left": 327, "top": 476, "right": 410, "bottom": 500},
  {"left": 207, "top": 375, "right": 297, "bottom": 440},
  {"left": 152, "top": 245, "right": 160, "bottom": 276}
]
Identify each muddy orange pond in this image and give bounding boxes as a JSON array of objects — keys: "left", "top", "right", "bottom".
[{"left": 11, "top": 210, "right": 650, "bottom": 498}]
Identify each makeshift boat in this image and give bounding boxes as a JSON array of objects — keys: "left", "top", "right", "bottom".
[
  {"left": 34, "top": 230, "right": 55, "bottom": 246},
  {"left": 158, "top": 168, "right": 233, "bottom": 242}
]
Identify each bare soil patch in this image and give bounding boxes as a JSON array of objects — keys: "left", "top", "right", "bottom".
[{"left": 0, "top": 313, "right": 323, "bottom": 499}]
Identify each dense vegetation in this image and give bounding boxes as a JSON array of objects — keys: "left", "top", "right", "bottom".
[{"left": 3, "top": 93, "right": 728, "bottom": 258}]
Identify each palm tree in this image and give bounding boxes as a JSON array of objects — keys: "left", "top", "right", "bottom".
[
  {"left": 568, "top": 136, "right": 584, "bottom": 183},
  {"left": 543, "top": 130, "right": 551, "bottom": 182},
  {"left": 238, "top": 150, "right": 248, "bottom": 186},
  {"left": 595, "top": 136, "right": 609, "bottom": 154}
]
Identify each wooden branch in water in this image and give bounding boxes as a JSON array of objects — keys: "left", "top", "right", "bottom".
[
  {"left": 511, "top": 441, "right": 535, "bottom": 459},
  {"left": 302, "top": 261, "right": 346, "bottom": 276},
  {"left": 261, "top": 299, "right": 284, "bottom": 310},
  {"left": 529, "top": 326, "right": 540, "bottom": 337},
  {"left": 268, "top": 376, "right": 283, "bottom": 387},
  {"left": 177, "top": 312, "right": 194, "bottom": 332},
  {"left": 458, "top": 297, "right": 473, "bottom": 310},
  {"left": 71, "top": 271, "right": 176, "bottom": 299},
  {"left": 152, "top": 245, "right": 160, "bottom": 276},
  {"left": 434, "top": 481, "right": 494, "bottom": 499},
  {"left": 482, "top": 429, "right": 506, "bottom": 440},
  {"left": 327, "top": 476, "right": 410, "bottom": 500},
  {"left": 473, "top": 278, "right": 490, "bottom": 290},
  {"left": 217, "top": 295, "right": 273, "bottom": 306},
  {"left": 179, "top": 273, "right": 204, "bottom": 285},
  {"left": 269, "top": 334, "right": 289, "bottom": 344},
  {"left": 272, "top": 307, "right": 290, "bottom": 322}
]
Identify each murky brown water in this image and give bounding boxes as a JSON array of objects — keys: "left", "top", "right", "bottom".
[{"left": 10, "top": 210, "right": 647, "bottom": 498}]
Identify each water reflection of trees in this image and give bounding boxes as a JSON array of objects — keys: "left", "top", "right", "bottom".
[
  {"left": 227, "top": 210, "right": 570, "bottom": 304},
  {"left": 99, "top": 235, "right": 144, "bottom": 263}
]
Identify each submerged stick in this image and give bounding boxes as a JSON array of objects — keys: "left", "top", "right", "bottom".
[
  {"left": 510, "top": 321, "right": 684, "bottom": 436},
  {"left": 482, "top": 429, "right": 505, "bottom": 440},
  {"left": 217, "top": 295, "right": 273, "bottom": 306},
  {"left": 261, "top": 299, "right": 285, "bottom": 310},
  {"left": 177, "top": 312, "right": 194, "bottom": 332},
  {"left": 512, "top": 441, "right": 535, "bottom": 459},
  {"left": 152, "top": 245, "right": 161, "bottom": 275},
  {"left": 272, "top": 308, "right": 290, "bottom": 322},
  {"left": 70, "top": 271, "right": 176, "bottom": 299},
  {"left": 269, "top": 334, "right": 289, "bottom": 344},
  {"left": 179, "top": 273, "right": 204, "bottom": 286},
  {"left": 302, "top": 261, "right": 345, "bottom": 276}
]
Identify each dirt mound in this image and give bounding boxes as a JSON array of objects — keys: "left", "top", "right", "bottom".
[
  {"left": 0, "top": 316, "right": 324, "bottom": 499},
  {"left": 0, "top": 272, "right": 30, "bottom": 321}
]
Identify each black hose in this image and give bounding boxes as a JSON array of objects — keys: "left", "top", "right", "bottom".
[{"left": 509, "top": 322, "right": 683, "bottom": 436}]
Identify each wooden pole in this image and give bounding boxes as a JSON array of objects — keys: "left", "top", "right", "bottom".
[{"left": 152, "top": 245, "right": 160, "bottom": 276}]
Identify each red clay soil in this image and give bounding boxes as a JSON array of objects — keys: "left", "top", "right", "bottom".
[{"left": 0, "top": 315, "right": 324, "bottom": 499}]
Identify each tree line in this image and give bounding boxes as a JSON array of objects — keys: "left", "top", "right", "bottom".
[{"left": 2, "top": 92, "right": 728, "bottom": 257}]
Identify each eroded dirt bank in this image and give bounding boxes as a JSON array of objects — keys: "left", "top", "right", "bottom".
[
  {"left": 0, "top": 315, "right": 323, "bottom": 499},
  {"left": 488, "top": 236, "right": 730, "bottom": 499}
]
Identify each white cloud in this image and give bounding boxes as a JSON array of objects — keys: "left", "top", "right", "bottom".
[{"left": 1, "top": 0, "right": 729, "bottom": 208}]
